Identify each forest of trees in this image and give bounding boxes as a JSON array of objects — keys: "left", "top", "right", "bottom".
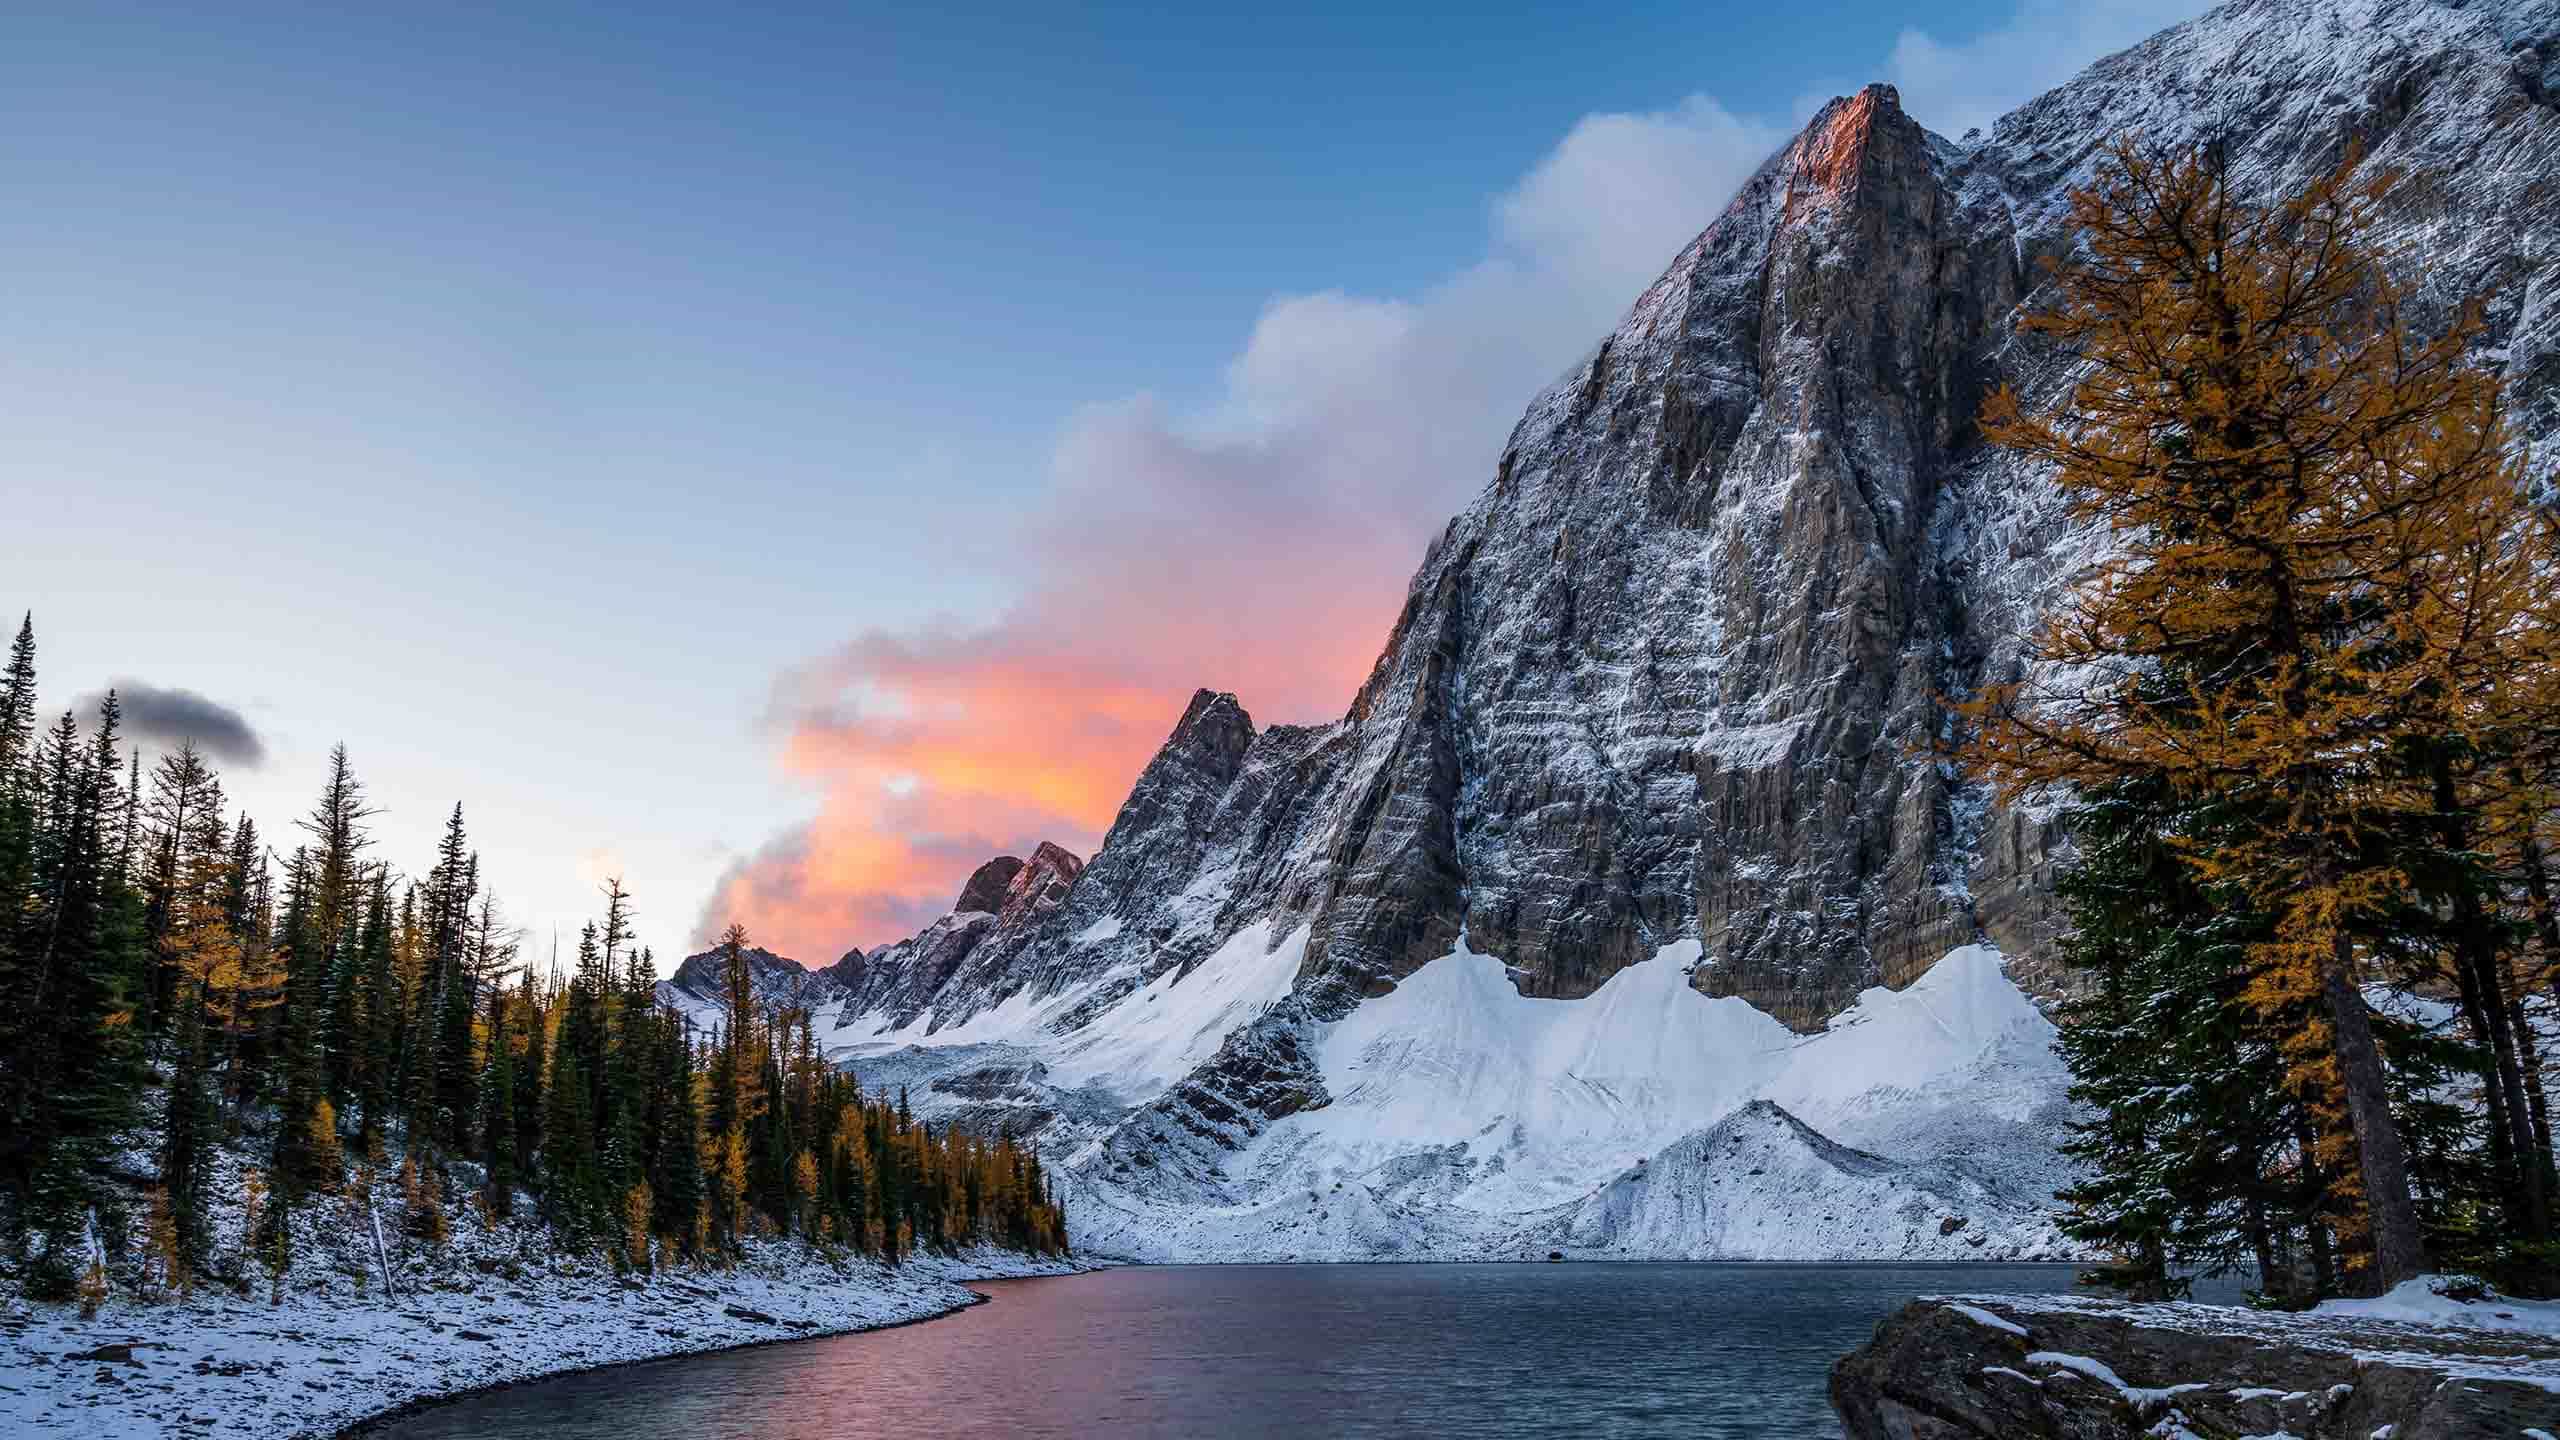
[
  {"left": 0, "top": 628, "right": 1066, "bottom": 1305},
  {"left": 1965, "top": 139, "right": 2560, "bottom": 1302}
]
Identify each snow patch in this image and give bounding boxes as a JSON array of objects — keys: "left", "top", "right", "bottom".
[
  {"left": 1946, "top": 1300, "right": 2031, "bottom": 1337},
  {"left": 2314, "top": 1276, "right": 2560, "bottom": 1339}
]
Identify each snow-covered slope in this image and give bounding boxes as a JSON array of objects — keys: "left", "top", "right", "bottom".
[
  {"left": 806, "top": 0, "right": 2560, "bottom": 1262},
  {"left": 1037, "top": 942, "right": 2071, "bottom": 1261},
  {"left": 1, "top": 1244, "right": 1078, "bottom": 1440},
  {"left": 0, "top": 1136, "right": 1081, "bottom": 1440}
]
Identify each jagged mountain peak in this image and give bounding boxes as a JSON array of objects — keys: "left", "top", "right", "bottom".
[{"left": 953, "top": 855, "right": 1026, "bottom": 915}]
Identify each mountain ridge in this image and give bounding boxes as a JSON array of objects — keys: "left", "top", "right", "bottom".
[{"left": 781, "top": 0, "right": 2560, "bottom": 1261}]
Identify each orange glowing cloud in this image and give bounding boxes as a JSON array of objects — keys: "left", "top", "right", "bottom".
[{"left": 696, "top": 379, "right": 1455, "bottom": 963}]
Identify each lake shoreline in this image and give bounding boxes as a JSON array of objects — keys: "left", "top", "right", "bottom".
[
  {"left": 1, "top": 1245, "right": 1091, "bottom": 1440},
  {"left": 337, "top": 1260, "right": 1099, "bottom": 1439}
]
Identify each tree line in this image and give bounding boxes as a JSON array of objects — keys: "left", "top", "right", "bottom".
[
  {"left": 1964, "top": 140, "right": 2559, "bottom": 1301},
  {"left": 0, "top": 628, "right": 1065, "bottom": 1302}
]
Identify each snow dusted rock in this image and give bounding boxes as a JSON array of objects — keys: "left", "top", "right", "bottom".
[
  {"left": 995, "top": 842, "right": 1084, "bottom": 933},
  {"left": 819, "top": 0, "right": 2560, "bottom": 1262},
  {"left": 823, "top": 842, "right": 1087, "bottom": 1033},
  {"left": 1554, "top": 1101, "right": 2064, "bottom": 1261},
  {"left": 658, "top": 944, "right": 848, "bottom": 1027},
  {"left": 1831, "top": 1289, "right": 2560, "bottom": 1438}
]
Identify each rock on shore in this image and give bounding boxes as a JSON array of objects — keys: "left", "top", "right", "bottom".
[{"left": 1831, "top": 1288, "right": 2560, "bottom": 1438}]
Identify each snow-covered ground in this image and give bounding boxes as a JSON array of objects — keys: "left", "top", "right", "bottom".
[
  {"left": 0, "top": 1145, "right": 1083, "bottom": 1440},
  {"left": 2316, "top": 1275, "right": 2560, "bottom": 1341},
  {"left": 1, "top": 1244, "right": 1079, "bottom": 1440}
]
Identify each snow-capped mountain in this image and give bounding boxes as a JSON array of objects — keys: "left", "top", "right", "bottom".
[{"left": 803, "top": 0, "right": 2560, "bottom": 1261}]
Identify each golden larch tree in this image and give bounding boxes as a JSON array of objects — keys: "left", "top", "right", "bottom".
[{"left": 1961, "top": 137, "right": 2556, "bottom": 1292}]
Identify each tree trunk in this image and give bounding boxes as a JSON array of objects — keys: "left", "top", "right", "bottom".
[
  {"left": 2508, "top": 949, "right": 2556, "bottom": 1176},
  {"left": 2517, "top": 828, "right": 2560, "bottom": 1010},
  {"left": 2246, "top": 1191, "right": 2281, "bottom": 1301},
  {"left": 2323, "top": 931, "right": 2427, "bottom": 1294},
  {"left": 2471, "top": 932, "right": 2553, "bottom": 1242},
  {"left": 2451, "top": 943, "right": 2528, "bottom": 1223}
]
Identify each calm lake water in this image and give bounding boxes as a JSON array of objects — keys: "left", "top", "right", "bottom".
[{"left": 370, "top": 1262, "right": 2096, "bottom": 1439}]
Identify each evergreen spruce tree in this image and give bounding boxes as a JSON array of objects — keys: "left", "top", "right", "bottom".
[
  {"left": 0, "top": 616, "right": 39, "bottom": 1160},
  {"left": 2047, "top": 780, "right": 2317, "bottom": 1299},
  {"left": 273, "top": 747, "right": 370, "bottom": 1199},
  {"left": 137, "top": 742, "right": 222, "bottom": 1040},
  {"left": 542, "top": 1049, "right": 597, "bottom": 1243},
  {"left": 19, "top": 694, "right": 152, "bottom": 1293},
  {"left": 651, "top": 1017, "right": 704, "bottom": 1252},
  {"left": 514, "top": 968, "right": 546, "bottom": 1180},
  {"left": 217, "top": 815, "right": 279, "bottom": 1108},
  {"left": 352, "top": 877, "right": 397, "bottom": 1153},
  {"left": 431, "top": 892, "right": 479, "bottom": 1151},
  {"left": 483, "top": 990, "right": 518, "bottom": 1216}
]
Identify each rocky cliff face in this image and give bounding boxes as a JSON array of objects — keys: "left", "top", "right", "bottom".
[
  {"left": 814, "top": 0, "right": 2560, "bottom": 1259},
  {"left": 819, "top": 841, "right": 1087, "bottom": 1029}
]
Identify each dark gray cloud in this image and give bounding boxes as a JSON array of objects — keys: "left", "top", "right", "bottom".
[{"left": 80, "top": 680, "right": 268, "bottom": 769}]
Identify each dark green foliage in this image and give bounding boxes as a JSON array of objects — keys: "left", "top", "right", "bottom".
[
  {"left": 2053, "top": 771, "right": 2560, "bottom": 1301},
  {"left": 513, "top": 968, "right": 546, "bottom": 1181},
  {"left": 8, "top": 692, "right": 152, "bottom": 1271},
  {"left": 159, "top": 999, "right": 217, "bottom": 1283},
  {"left": 541, "top": 1049, "right": 598, "bottom": 1240},
  {"left": 2050, "top": 781, "right": 2309, "bottom": 1300},
  {"left": 482, "top": 992, "right": 517, "bottom": 1215}
]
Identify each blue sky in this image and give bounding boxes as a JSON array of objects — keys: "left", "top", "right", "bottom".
[{"left": 5, "top": 0, "right": 2206, "bottom": 964}]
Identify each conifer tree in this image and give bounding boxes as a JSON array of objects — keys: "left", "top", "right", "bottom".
[
  {"left": 430, "top": 882, "right": 480, "bottom": 1151},
  {"left": 353, "top": 877, "right": 398, "bottom": 1153},
  {"left": 514, "top": 967, "right": 547, "bottom": 1177},
  {"left": 482, "top": 989, "right": 518, "bottom": 1216},
  {"left": 651, "top": 1016, "right": 704, "bottom": 1251},
  {"left": 542, "top": 1049, "right": 597, "bottom": 1240},
  {"left": 0, "top": 617, "right": 39, "bottom": 1135},
  {"left": 215, "top": 815, "right": 280, "bottom": 1107},
  {"left": 274, "top": 747, "right": 370, "bottom": 1198},
  {"left": 138, "top": 742, "right": 223, "bottom": 1038}
]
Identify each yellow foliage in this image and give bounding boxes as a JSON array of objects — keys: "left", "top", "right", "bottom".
[
  {"left": 622, "top": 1180, "right": 654, "bottom": 1271},
  {"left": 1955, "top": 137, "right": 2551, "bottom": 1282}
]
